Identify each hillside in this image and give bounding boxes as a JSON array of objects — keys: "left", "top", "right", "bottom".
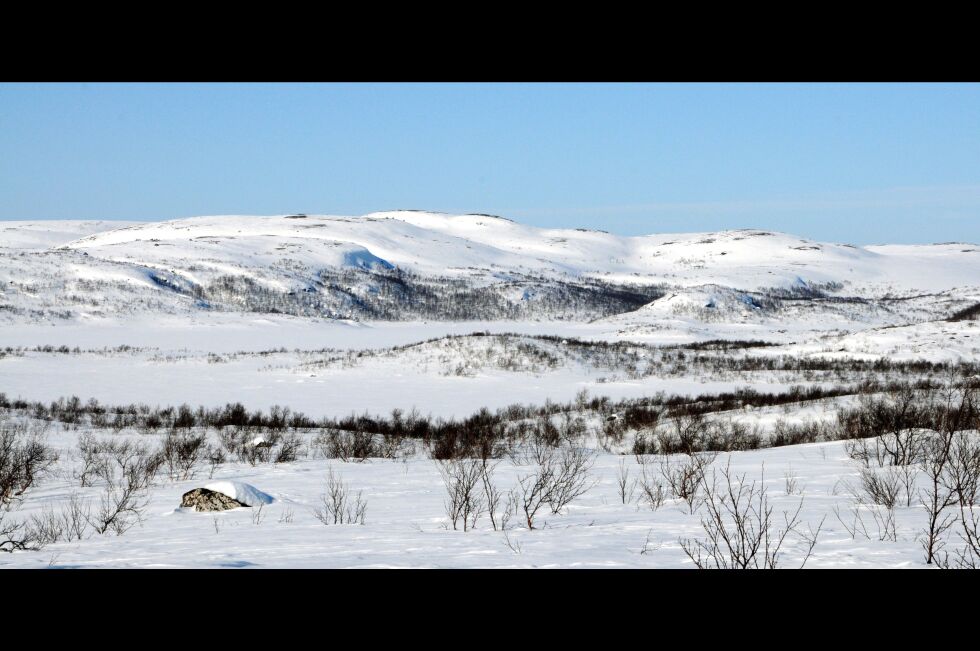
[{"left": 1, "top": 211, "right": 978, "bottom": 331}]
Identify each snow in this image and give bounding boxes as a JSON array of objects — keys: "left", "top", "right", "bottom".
[
  {"left": 202, "top": 481, "right": 274, "bottom": 507},
  {"left": 2, "top": 211, "right": 979, "bottom": 568},
  {"left": 4, "top": 213, "right": 979, "bottom": 304},
  {"left": 0, "top": 426, "right": 951, "bottom": 568}
]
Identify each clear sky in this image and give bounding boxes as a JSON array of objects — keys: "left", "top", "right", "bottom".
[{"left": 2, "top": 82, "right": 979, "bottom": 244}]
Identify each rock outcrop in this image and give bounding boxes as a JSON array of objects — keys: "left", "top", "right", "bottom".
[{"left": 181, "top": 488, "right": 248, "bottom": 512}]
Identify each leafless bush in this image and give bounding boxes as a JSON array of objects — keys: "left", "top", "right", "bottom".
[
  {"left": 660, "top": 452, "right": 716, "bottom": 513},
  {"left": 638, "top": 529, "right": 659, "bottom": 555},
  {"left": 28, "top": 505, "right": 64, "bottom": 546},
  {"left": 942, "top": 432, "right": 980, "bottom": 567},
  {"left": 546, "top": 447, "right": 597, "bottom": 514},
  {"left": 557, "top": 413, "right": 589, "bottom": 445},
  {"left": 783, "top": 467, "right": 804, "bottom": 496},
  {"left": 278, "top": 507, "right": 294, "bottom": 524},
  {"left": 513, "top": 446, "right": 596, "bottom": 528},
  {"left": 0, "top": 508, "right": 38, "bottom": 552},
  {"left": 206, "top": 445, "right": 226, "bottom": 479},
  {"left": 159, "top": 431, "right": 206, "bottom": 480},
  {"left": 77, "top": 435, "right": 159, "bottom": 489},
  {"left": 636, "top": 463, "right": 667, "bottom": 510},
  {"left": 59, "top": 492, "right": 91, "bottom": 542},
  {"left": 251, "top": 503, "right": 266, "bottom": 525},
  {"left": 854, "top": 467, "right": 902, "bottom": 510},
  {"left": 616, "top": 459, "right": 635, "bottom": 504},
  {"left": 945, "top": 432, "right": 980, "bottom": 507},
  {"left": 438, "top": 459, "right": 486, "bottom": 531},
  {"left": 312, "top": 468, "right": 367, "bottom": 525},
  {"left": 657, "top": 413, "right": 711, "bottom": 455},
  {"left": 236, "top": 434, "right": 278, "bottom": 466},
  {"left": 950, "top": 504, "right": 980, "bottom": 568},
  {"left": 845, "top": 430, "right": 929, "bottom": 469},
  {"left": 832, "top": 502, "right": 898, "bottom": 542},
  {"left": 480, "top": 460, "right": 503, "bottom": 531},
  {"left": 273, "top": 433, "right": 303, "bottom": 463},
  {"left": 217, "top": 427, "right": 243, "bottom": 458},
  {"left": 919, "top": 430, "right": 960, "bottom": 566},
  {"left": 844, "top": 438, "right": 887, "bottom": 468},
  {"left": 680, "top": 461, "right": 823, "bottom": 569},
  {"left": 0, "top": 423, "right": 58, "bottom": 505},
  {"left": 379, "top": 433, "right": 402, "bottom": 460},
  {"left": 312, "top": 430, "right": 376, "bottom": 462},
  {"left": 502, "top": 529, "right": 523, "bottom": 554},
  {"left": 76, "top": 433, "right": 104, "bottom": 487},
  {"left": 509, "top": 427, "right": 557, "bottom": 467},
  {"left": 27, "top": 495, "right": 93, "bottom": 546},
  {"left": 515, "top": 470, "right": 553, "bottom": 530},
  {"left": 86, "top": 442, "right": 159, "bottom": 536}
]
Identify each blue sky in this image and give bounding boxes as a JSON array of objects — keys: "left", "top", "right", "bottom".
[{"left": 1, "top": 82, "right": 979, "bottom": 244}]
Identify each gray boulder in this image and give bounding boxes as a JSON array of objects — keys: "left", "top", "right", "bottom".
[{"left": 181, "top": 488, "right": 248, "bottom": 512}]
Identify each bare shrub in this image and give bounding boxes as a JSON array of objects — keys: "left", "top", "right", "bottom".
[
  {"left": 513, "top": 446, "right": 596, "bottom": 528},
  {"left": 76, "top": 433, "right": 104, "bottom": 487},
  {"left": 546, "top": 447, "right": 597, "bottom": 515},
  {"left": 943, "top": 432, "right": 980, "bottom": 567},
  {"left": 844, "top": 438, "right": 888, "bottom": 468},
  {"left": 0, "top": 508, "right": 38, "bottom": 552},
  {"left": 833, "top": 502, "right": 898, "bottom": 542},
  {"left": 783, "top": 467, "right": 803, "bottom": 496},
  {"left": 660, "top": 452, "right": 716, "bottom": 513},
  {"left": 945, "top": 432, "right": 980, "bottom": 507},
  {"left": 502, "top": 529, "right": 523, "bottom": 554},
  {"left": 919, "top": 429, "right": 961, "bottom": 566},
  {"left": 616, "top": 459, "right": 635, "bottom": 504},
  {"left": 217, "top": 427, "right": 243, "bottom": 458},
  {"left": 59, "top": 492, "right": 91, "bottom": 542},
  {"left": 19, "top": 493, "right": 91, "bottom": 545},
  {"left": 237, "top": 434, "right": 278, "bottom": 466},
  {"left": 379, "top": 433, "right": 402, "bottom": 460},
  {"left": 636, "top": 463, "right": 667, "bottom": 510},
  {"left": 632, "top": 433, "right": 657, "bottom": 459},
  {"left": 438, "top": 459, "right": 486, "bottom": 531},
  {"left": 680, "top": 461, "right": 823, "bottom": 569},
  {"left": 312, "top": 469, "right": 367, "bottom": 525},
  {"left": 87, "top": 442, "right": 159, "bottom": 536},
  {"left": 0, "top": 423, "right": 58, "bottom": 505},
  {"left": 480, "top": 459, "right": 503, "bottom": 531},
  {"left": 312, "top": 430, "right": 376, "bottom": 462},
  {"left": 638, "top": 529, "right": 659, "bottom": 555},
  {"left": 657, "top": 413, "right": 711, "bottom": 455},
  {"left": 951, "top": 503, "right": 980, "bottom": 568},
  {"left": 28, "top": 505, "right": 64, "bottom": 546},
  {"left": 854, "top": 467, "right": 902, "bottom": 510},
  {"left": 273, "top": 433, "right": 303, "bottom": 463},
  {"left": 159, "top": 431, "right": 206, "bottom": 480},
  {"left": 206, "top": 445, "right": 226, "bottom": 479},
  {"left": 515, "top": 471, "right": 552, "bottom": 530}
]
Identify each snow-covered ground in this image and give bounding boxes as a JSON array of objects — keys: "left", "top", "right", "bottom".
[
  {"left": 2, "top": 212, "right": 979, "bottom": 568},
  {"left": 0, "top": 426, "right": 932, "bottom": 569}
]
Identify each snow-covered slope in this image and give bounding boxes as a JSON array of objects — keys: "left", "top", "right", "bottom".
[
  {"left": 1, "top": 211, "right": 978, "bottom": 329},
  {"left": 0, "top": 220, "right": 136, "bottom": 250},
  {"left": 46, "top": 212, "right": 980, "bottom": 293}
]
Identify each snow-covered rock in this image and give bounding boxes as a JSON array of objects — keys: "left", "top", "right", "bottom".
[{"left": 203, "top": 481, "right": 274, "bottom": 507}]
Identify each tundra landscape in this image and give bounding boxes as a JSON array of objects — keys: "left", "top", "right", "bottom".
[{"left": 3, "top": 211, "right": 980, "bottom": 568}]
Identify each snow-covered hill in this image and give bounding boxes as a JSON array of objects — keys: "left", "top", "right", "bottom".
[{"left": 1, "top": 211, "right": 978, "bottom": 331}]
